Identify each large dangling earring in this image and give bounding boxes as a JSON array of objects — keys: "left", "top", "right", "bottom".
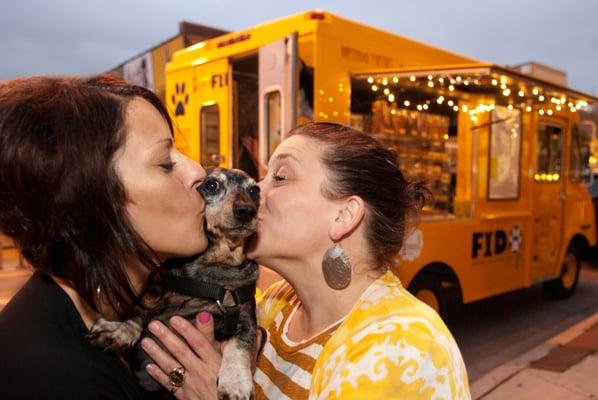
[{"left": 322, "top": 243, "right": 352, "bottom": 289}]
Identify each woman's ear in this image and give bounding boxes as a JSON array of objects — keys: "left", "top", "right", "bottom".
[{"left": 329, "top": 196, "right": 366, "bottom": 241}]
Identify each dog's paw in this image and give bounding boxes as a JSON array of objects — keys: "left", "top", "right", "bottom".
[
  {"left": 88, "top": 318, "right": 142, "bottom": 352},
  {"left": 217, "top": 366, "right": 254, "bottom": 400}
]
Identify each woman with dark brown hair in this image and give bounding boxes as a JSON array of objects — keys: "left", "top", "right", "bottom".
[
  {"left": 143, "top": 121, "right": 471, "bottom": 399},
  {"left": 0, "top": 75, "right": 220, "bottom": 399}
]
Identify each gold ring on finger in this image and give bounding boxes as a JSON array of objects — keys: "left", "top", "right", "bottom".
[{"left": 167, "top": 365, "right": 186, "bottom": 388}]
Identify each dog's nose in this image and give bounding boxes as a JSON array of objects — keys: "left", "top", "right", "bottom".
[{"left": 233, "top": 204, "right": 257, "bottom": 222}]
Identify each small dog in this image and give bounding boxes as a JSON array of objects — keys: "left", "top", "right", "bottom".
[{"left": 89, "top": 168, "right": 260, "bottom": 399}]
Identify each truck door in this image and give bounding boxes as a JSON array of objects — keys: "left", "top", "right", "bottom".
[
  {"left": 193, "top": 58, "right": 231, "bottom": 168},
  {"left": 258, "top": 33, "right": 298, "bottom": 172},
  {"left": 531, "top": 117, "right": 566, "bottom": 279}
]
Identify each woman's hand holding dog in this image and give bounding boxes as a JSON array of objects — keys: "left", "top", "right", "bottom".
[{"left": 142, "top": 312, "right": 222, "bottom": 399}]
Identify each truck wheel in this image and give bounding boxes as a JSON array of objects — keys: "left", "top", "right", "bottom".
[
  {"left": 408, "top": 274, "right": 450, "bottom": 320},
  {"left": 543, "top": 245, "right": 581, "bottom": 299}
]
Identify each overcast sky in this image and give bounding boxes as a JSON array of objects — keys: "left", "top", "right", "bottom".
[{"left": 1, "top": 0, "right": 597, "bottom": 94}]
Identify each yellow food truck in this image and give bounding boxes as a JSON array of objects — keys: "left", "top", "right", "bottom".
[{"left": 165, "top": 11, "right": 597, "bottom": 318}]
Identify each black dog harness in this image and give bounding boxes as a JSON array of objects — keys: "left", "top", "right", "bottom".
[{"left": 162, "top": 275, "right": 255, "bottom": 337}]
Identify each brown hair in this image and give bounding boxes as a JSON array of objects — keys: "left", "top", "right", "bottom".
[
  {"left": 287, "top": 122, "right": 426, "bottom": 270},
  {"left": 0, "top": 75, "right": 173, "bottom": 315}
]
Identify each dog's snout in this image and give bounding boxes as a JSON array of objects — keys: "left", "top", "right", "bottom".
[{"left": 233, "top": 203, "right": 257, "bottom": 222}]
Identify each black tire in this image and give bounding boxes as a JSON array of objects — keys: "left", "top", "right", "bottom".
[
  {"left": 408, "top": 274, "right": 453, "bottom": 321},
  {"left": 586, "top": 246, "right": 598, "bottom": 268},
  {"left": 543, "top": 245, "right": 581, "bottom": 299}
]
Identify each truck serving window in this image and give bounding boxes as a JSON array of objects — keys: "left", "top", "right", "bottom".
[
  {"left": 349, "top": 77, "right": 456, "bottom": 215},
  {"left": 200, "top": 104, "right": 221, "bottom": 167},
  {"left": 535, "top": 122, "right": 562, "bottom": 182}
]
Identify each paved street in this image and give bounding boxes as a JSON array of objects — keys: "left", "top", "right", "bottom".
[
  {"left": 0, "top": 248, "right": 30, "bottom": 309},
  {"left": 451, "top": 261, "right": 598, "bottom": 382}
]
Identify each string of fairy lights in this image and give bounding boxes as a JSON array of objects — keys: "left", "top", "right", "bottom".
[{"left": 365, "top": 73, "right": 590, "bottom": 122}]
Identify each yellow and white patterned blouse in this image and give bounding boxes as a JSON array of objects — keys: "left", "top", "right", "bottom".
[{"left": 255, "top": 270, "right": 471, "bottom": 399}]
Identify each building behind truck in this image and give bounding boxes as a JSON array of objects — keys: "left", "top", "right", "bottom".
[{"left": 110, "top": 21, "right": 228, "bottom": 102}]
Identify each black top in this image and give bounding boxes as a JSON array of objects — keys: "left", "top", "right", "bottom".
[{"left": 0, "top": 272, "right": 160, "bottom": 399}]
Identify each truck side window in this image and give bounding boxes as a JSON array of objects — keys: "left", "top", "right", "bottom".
[
  {"left": 535, "top": 122, "right": 562, "bottom": 182},
  {"left": 200, "top": 104, "right": 221, "bottom": 167},
  {"left": 265, "top": 90, "right": 282, "bottom": 160},
  {"left": 570, "top": 123, "right": 591, "bottom": 183},
  {"left": 488, "top": 106, "right": 522, "bottom": 199}
]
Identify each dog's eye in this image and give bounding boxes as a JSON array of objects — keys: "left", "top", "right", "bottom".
[
  {"left": 203, "top": 179, "right": 220, "bottom": 193},
  {"left": 248, "top": 186, "right": 260, "bottom": 201}
]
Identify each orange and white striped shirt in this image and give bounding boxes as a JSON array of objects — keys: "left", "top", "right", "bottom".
[
  {"left": 254, "top": 271, "right": 470, "bottom": 400},
  {"left": 254, "top": 285, "right": 341, "bottom": 399}
]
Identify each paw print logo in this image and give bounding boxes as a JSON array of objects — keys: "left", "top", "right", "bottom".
[
  {"left": 171, "top": 82, "right": 189, "bottom": 116},
  {"left": 510, "top": 226, "right": 522, "bottom": 252}
]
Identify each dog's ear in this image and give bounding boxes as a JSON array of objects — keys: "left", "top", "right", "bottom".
[{"left": 329, "top": 195, "right": 366, "bottom": 241}]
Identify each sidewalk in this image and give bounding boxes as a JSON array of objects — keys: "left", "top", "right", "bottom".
[{"left": 471, "top": 313, "right": 598, "bottom": 399}]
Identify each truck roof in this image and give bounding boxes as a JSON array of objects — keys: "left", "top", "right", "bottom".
[{"left": 167, "top": 10, "right": 479, "bottom": 73}]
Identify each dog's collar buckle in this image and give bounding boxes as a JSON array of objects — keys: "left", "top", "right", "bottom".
[
  {"left": 216, "top": 299, "right": 227, "bottom": 314},
  {"left": 161, "top": 275, "right": 255, "bottom": 339}
]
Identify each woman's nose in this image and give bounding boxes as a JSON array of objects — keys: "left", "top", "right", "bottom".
[
  {"left": 182, "top": 156, "right": 206, "bottom": 190},
  {"left": 257, "top": 179, "right": 267, "bottom": 203}
]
